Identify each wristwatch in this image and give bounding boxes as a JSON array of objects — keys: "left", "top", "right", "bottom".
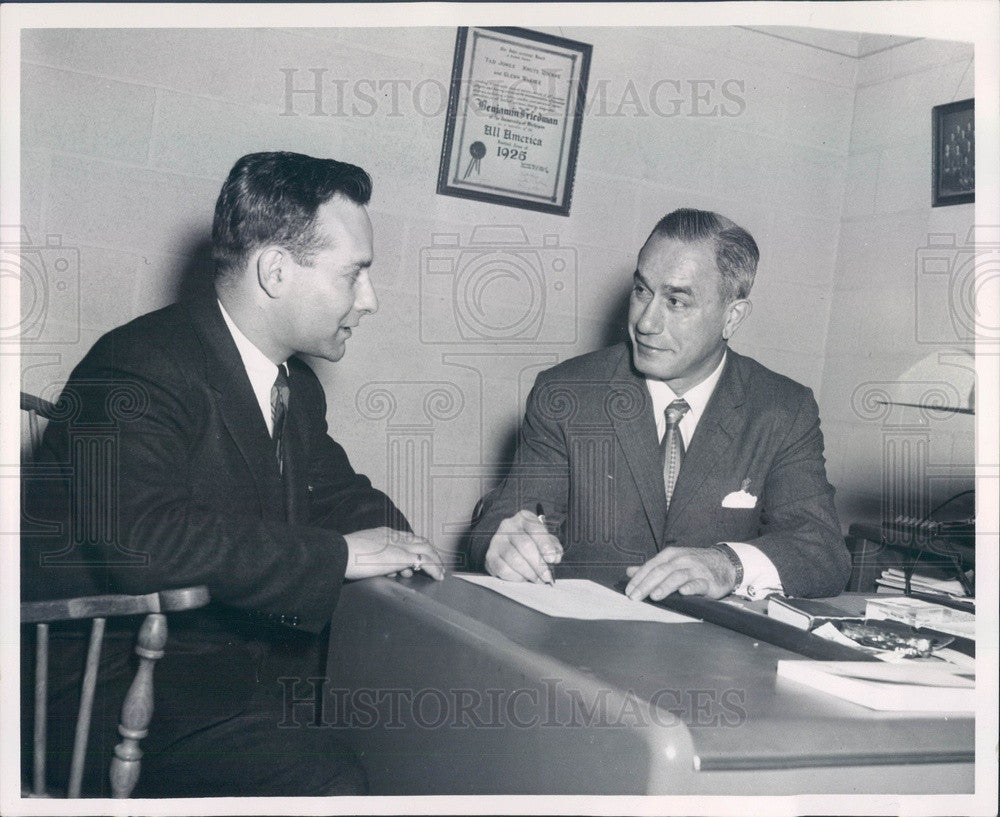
[{"left": 710, "top": 543, "right": 744, "bottom": 590}]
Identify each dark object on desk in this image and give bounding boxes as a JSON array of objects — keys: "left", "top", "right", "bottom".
[
  {"left": 613, "top": 581, "right": 877, "bottom": 662},
  {"left": 834, "top": 620, "right": 953, "bottom": 659},
  {"left": 839, "top": 617, "right": 974, "bottom": 659},
  {"left": 766, "top": 596, "right": 863, "bottom": 631},
  {"left": 766, "top": 596, "right": 973, "bottom": 659}
]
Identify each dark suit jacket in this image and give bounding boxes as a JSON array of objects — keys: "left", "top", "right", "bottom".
[
  {"left": 23, "top": 297, "right": 409, "bottom": 719},
  {"left": 466, "top": 343, "right": 850, "bottom": 598}
]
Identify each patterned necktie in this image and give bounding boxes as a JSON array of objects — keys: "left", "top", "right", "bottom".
[
  {"left": 661, "top": 398, "right": 690, "bottom": 509},
  {"left": 270, "top": 364, "right": 290, "bottom": 476}
]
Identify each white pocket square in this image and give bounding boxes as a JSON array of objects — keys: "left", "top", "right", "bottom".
[{"left": 722, "top": 489, "right": 757, "bottom": 508}]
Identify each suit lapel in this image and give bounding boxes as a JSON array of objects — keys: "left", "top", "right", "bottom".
[
  {"left": 188, "top": 298, "right": 284, "bottom": 517},
  {"left": 666, "top": 352, "right": 746, "bottom": 526},
  {"left": 610, "top": 348, "right": 670, "bottom": 550}
]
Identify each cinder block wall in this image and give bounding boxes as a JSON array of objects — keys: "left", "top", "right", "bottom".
[
  {"left": 819, "top": 38, "right": 975, "bottom": 525},
  {"left": 19, "top": 26, "right": 973, "bottom": 553}
]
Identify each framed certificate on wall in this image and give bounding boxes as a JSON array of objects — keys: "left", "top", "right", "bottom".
[{"left": 437, "top": 27, "right": 592, "bottom": 217}]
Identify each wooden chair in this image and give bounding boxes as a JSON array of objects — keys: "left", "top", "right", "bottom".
[{"left": 20, "top": 391, "right": 210, "bottom": 798}]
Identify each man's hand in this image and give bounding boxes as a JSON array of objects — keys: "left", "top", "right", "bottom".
[
  {"left": 343, "top": 527, "right": 445, "bottom": 581},
  {"left": 625, "top": 546, "right": 737, "bottom": 601},
  {"left": 484, "top": 509, "right": 563, "bottom": 583}
]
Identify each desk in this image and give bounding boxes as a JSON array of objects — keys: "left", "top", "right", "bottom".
[{"left": 324, "top": 575, "right": 973, "bottom": 795}]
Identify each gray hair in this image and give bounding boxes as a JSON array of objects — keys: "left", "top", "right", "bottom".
[{"left": 649, "top": 208, "right": 759, "bottom": 301}]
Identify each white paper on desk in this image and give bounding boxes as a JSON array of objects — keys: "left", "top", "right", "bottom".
[{"left": 453, "top": 574, "right": 696, "bottom": 624}]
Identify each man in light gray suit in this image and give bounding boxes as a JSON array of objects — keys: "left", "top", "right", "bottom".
[{"left": 466, "top": 208, "right": 850, "bottom": 601}]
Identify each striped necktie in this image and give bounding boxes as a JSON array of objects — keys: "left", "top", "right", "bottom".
[
  {"left": 270, "top": 364, "right": 290, "bottom": 476},
  {"left": 661, "top": 398, "right": 690, "bottom": 509}
]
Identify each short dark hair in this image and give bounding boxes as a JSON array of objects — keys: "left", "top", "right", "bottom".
[
  {"left": 649, "top": 208, "right": 759, "bottom": 301},
  {"left": 211, "top": 151, "right": 372, "bottom": 279}
]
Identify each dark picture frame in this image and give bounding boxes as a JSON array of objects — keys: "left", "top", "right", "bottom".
[
  {"left": 436, "top": 27, "right": 592, "bottom": 217},
  {"left": 932, "top": 98, "right": 975, "bottom": 207}
]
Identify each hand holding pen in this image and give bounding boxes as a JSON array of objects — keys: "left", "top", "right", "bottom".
[{"left": 482, "top": 504, "right": 563, "bottom": 585}]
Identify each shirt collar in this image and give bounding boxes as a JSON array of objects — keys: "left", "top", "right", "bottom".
[
  {"left": 218, "top": 299, "right": 287, "bottom": 432},
  {"left": 645, "top": 350, "right": 728, "bottom": 427}
]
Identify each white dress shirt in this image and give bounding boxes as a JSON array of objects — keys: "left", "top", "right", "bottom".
[
  {"left": 645, "top": 351, "right": 784, "bottom": 599},
  {"left": 218, "top": 300, "right": 287, "bottom": 437}
]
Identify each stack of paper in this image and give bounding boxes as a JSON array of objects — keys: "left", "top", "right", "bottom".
[
  {"left": 777, "top": 660, "right": 975, "bottom": 712},
  {"left": 875, "top": 568, "right": 973, "bottom": 601}
]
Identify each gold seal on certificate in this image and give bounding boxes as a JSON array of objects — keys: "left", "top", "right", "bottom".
[{"left": 437, "top": 27, "right": 592, "bottom": 217}]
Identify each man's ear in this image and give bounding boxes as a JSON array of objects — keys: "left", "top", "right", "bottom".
[
  {"left": 256, "top": 247, "right": 286, "bottom": 298},
  {"left": 722, "top": 298, "right": 752, "bottom": 340}
]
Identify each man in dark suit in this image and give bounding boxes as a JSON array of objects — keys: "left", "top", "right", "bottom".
[
  {"left": 22, "top": 151, "right": 444, "bottom": 796},
  {"left": 466, "top": 208, "right": 850, "bottom": 601}
]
